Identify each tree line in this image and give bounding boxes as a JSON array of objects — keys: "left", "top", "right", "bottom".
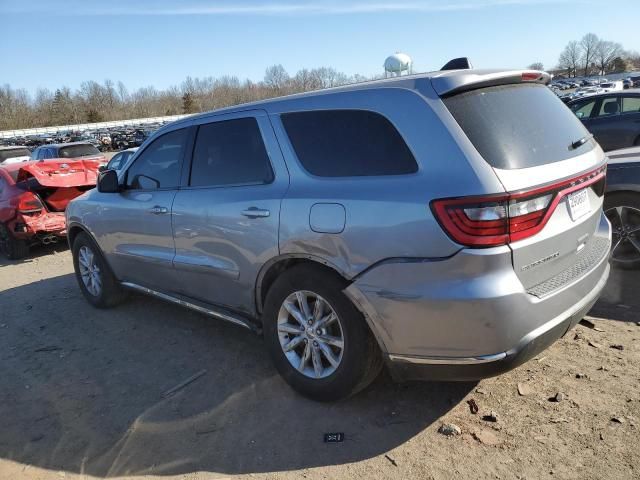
[
  {"left": 0, "top": 66, "right": 372, "bottom": 131},
  {"left": 555, "top": 33, "right": 639, "bottom": 78}
]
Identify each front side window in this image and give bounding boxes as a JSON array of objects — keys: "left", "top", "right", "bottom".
[
  {"left": 571, "top": 100, "right": 596, "bottom": 119},
  {"left": 622, "top": 96, "right": 640, "bottom": 114},
  {"left": 107, "top": 152, "right": 124, "bottom": 170},
  {"left": 189, "top": 118, "right": 274, "bottom": 187},
  {"left": 281, "top": 110, "right": 418, "bottom": 177},
  {"left": 126, "top": 128, "right": 188, "bottom": 189}
]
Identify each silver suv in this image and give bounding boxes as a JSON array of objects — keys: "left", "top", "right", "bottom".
[{"left": 67, "top": 67, "right": 611, "bottom": 401}]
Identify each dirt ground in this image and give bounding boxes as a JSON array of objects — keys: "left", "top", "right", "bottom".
[{"left": 0, "top": 245, "right": 638, "bottom": 480}]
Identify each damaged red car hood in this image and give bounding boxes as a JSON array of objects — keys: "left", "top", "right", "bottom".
[{"left": 15, "top": 159, "right": 100, "bottom": 187}]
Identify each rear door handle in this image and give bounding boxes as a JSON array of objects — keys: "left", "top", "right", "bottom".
[
  {"left": 241, "top": 207, "right": 270, "bottom": 218},
  {"left": 149, "top": 206, "right": 169, "bottom": 215}
]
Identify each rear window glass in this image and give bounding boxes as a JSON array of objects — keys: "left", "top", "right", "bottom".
[
  {"left": 281, "top": 110, "right": 418, "bottom": 177},
  {"left": 59, "top": 144, "right": 100, "bottom": 158},
  {"left": 0, "top": 148, "right": 31, "bottom": 162},
  {"left": 443, "top": 84, "right": 594, "bottom": 170}
]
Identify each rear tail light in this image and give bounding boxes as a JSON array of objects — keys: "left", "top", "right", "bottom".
[
  {"left": 18, "top": 192, "right": 45, "bottom": 214},
  {"left": 431, "top": 165, "right": 606, "bottom": 247}
]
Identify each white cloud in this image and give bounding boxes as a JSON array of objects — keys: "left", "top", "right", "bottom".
[{"left": 4, "top": 0, "right": 579, "bottom": 16}]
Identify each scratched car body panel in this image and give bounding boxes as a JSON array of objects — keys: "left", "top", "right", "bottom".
[{"left": 65, "top": 65, "right": 611, "bottom": 399}]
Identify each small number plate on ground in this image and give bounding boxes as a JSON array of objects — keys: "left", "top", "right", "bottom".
[
  {"left": 324, "top": 432, "right": 344, "bottom": 443},
  {"left": 568, "top": 188, "right": 590, "bottom": 221}
]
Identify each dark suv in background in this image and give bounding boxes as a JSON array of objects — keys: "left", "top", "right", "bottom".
[{"left": 569, "top": 90, "right": 640, "bottom": 151}]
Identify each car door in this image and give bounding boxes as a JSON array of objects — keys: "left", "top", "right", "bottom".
[
  {"left": 93, "top": 126, "right": 193, "bottom": 290},
  {"left": 171, "top": 111, "right": 289, "bottom": 315},
  {"left": 587, "top": 96, "right": 623, "bottom": 151}
]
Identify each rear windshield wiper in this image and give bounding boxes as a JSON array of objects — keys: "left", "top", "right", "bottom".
[{"left": 569, "top": 134, "right": 594, "bottom": 151}]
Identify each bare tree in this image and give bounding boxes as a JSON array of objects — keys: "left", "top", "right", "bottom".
[
  {"left": 527, "top": 62, "right": 544, "bottom": 71},
  {"left": 594, "top": 40, "right": 623, "bottom": 75},
  {"left": 624, "top": 50, "right": 640, "bottom": 70},
  {"left": 558, "top": 41, "right": 581, "bottom": 77},
  {"left": 264, "top": 64, "right": 290, "bottom": 91},
  {"left": 579, "top": 33, "right": 599, "bottom": 76}
]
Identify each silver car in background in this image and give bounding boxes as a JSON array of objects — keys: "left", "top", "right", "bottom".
[{"left": 66, "top": 66, "right": 611, "bottom": 401}]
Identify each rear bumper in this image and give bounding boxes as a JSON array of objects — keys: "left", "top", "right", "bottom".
[
  {"left": 384, "top": 262, "right": 607, "bottom": 381},
  {"left": 344, "top": 213, "right": 611, "bottom": 382},
  {"left": 11, "top": 212, "right": 67, "bottom": 240}
]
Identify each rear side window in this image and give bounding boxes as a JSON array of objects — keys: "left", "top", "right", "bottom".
[
  {"left": 622, "top": 96, "right": 640, "bottom": 113},
  {"left": 596, "top": 98, "right": 620, "bottom": 117},
  {"left": 281, "top": 110, "right": 418, "bottom": 177},
  {"left": 190, "top": 118, "right": 274, "bottom": 187},
  {"left": 444, "top": 84, "right": 594, "bottom": 170}
]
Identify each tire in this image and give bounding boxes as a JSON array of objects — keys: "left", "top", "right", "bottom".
[
  {"left": 263, "top": 264, "right": 383, "bottom": 401},
  {"left": 0, "top": 222, "right": 29, "bottom": 260},
  {"left": 72, "top": 232, "right": 126, "bottom": 308},
  {"left": 604, "top": 192, "right": 640, "bottom": 269}
]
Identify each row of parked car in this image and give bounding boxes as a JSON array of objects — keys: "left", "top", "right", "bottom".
[
  {"left": 551, "top": 75, "right": 640, "bottom": 92},
  {"left": 1, "top": 63, "right": 639, "bottom": 401},
  {"left": 0, "top": 122, "right": 169, "bottom": 153}
]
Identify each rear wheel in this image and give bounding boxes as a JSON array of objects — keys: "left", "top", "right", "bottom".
[
  {"left": 0, "top": 223, "right": 29, "bottom": 260},
  {"left": 72, "top": 232, "right": 126, "bottom": 307},
  {"left": 263, "top": 265, "right": 382, "bottom": 401},
  {"left": 604, "top": 192, "right": 640, "bottom": 269}
]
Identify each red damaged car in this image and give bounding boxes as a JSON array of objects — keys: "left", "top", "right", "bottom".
[{"left": 0, "top": 159, "right": 100, "bottom": 259}]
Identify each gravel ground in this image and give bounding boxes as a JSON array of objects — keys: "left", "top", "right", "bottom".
[{"left": 0, "top": 246, "right": 638, "bottom": 480}]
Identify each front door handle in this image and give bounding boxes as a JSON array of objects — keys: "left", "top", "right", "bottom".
[
  {"left": 241, "top": 207, "right": 270, "bottom": 219},
  {"left": 149, "top": 206, "right": 169, "bottom": 215}
]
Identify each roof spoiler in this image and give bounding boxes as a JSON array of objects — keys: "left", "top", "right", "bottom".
[
  {"left": 432, "top": 70, "right": 552, "bottom": 97},
  {"left": 440, "top": 57, "right": 473, "bottom": 71}
]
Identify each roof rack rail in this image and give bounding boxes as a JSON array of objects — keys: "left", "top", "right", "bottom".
[{"left": 440, "top": 57, "right": 473, "bottom": 71}]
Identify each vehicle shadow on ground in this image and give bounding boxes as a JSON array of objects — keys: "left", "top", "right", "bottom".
[
  {"left": 0, "top": 273, "right": 474, "bottom": 477},
  {"left": 0, "top": 242, "right": 68, "bottom": 267},
  {"left": 589, "top": 267, "right": 640, "bottom": 323}
]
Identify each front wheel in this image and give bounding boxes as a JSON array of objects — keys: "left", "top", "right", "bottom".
[
  {"left": 72, "top": 232, "right": 126, "bottom": 307},
  {"left": 604, "top": 192, "right": 640, "bottom": 269},
  {"left": 263, "top": 265, "right": 382, "bottom": 401}
]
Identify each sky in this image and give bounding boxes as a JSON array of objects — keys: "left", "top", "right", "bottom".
[{"left": 1, "top": 0, "right": 639, "bottom": 94}]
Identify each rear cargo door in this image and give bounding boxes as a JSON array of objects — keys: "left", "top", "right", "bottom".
[{"left": 442, "top": 82, "right": 609, "bottom": 294}]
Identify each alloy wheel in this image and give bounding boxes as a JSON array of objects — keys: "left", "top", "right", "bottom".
[
  {"left": 605, "top": 205, "right": 640, "bottom": 264},
  {"left": 78, "top": 245, "right": 102, "bottom": 296},
  {"left": 277, "top": 290, "right": 345, "bottom": 379}
]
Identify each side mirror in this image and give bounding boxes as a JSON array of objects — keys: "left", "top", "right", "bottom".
[
  {"left": 97, "top": 169, "right": 119, "bottom": 193},
  {"left": 98, "top": 165, "right": 107, "bottom": 172}
]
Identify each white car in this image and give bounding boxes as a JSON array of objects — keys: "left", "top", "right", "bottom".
[
  {"left": 570, "top": 87, "right": 603, "bottom": 100},
  {"left": 0, "top": 146, "right": 32, "bottom": 165},
  {"left": 599, "top": 81, "right": 622, "bottom": 92}
]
